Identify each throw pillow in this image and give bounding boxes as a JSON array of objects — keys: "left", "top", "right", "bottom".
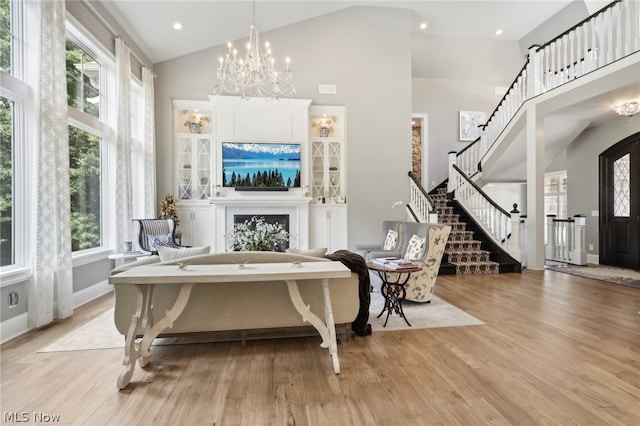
[
  {"left": 404, "top": 234, "right": 426, "bottom": 260},
  {"left": 157, "top": 246, "right": 210, "bottom": 262},
  {"left": 383, "top": 229, "right": 398, "bottom": 250},
  {"left": 286, "top": 247, "right": 328, "bottom": 257},
  {"left": 147, "top": 233, "right": 176, "bottom": 251}
]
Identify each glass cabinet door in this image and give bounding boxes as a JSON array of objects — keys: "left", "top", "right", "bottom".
[
  {"left": 327, "top": 141, "right": 341, "bottom": 200},
  {"left": 177, "top": 136, "right": 193, "bottom": 200},
  {"left": 195, "top": 137, "right": 212, "bottom": 200},
  {"left": 312, "top": 141, "right": 325, "bottom": 199},
  {"left": 176, "top": 135, "right": 212, "bottom": 200}
]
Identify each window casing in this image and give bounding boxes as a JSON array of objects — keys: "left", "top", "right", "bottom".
[
  {"left": 66, "top": 19, "right": 115, "bottom": 259},
  {"left": 0, "top": 0, "right": 13, "bottom": 74},
  {"left": 0, "top": 0, "right": 29, "bottom": 282}
]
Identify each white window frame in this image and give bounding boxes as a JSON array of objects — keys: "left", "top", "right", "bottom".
[
  {"left": 65, "top": 17, "right": 117, "bottom": 267},
  {"left": 0, "top": 0, "right": 31, "bottom": 286}
]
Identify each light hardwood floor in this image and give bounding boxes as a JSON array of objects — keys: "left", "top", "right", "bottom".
[{"left": 1, "top": 269, "right": 639, "bottom": 425}]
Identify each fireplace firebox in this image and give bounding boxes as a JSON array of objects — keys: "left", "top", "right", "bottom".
[{"left": 233, "top": 214, "right": 290, "bottom": 252}]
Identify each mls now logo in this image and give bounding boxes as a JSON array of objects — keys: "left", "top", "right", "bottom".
[{"left": 4, "top": 412, "right": 61, "bottom": 423}]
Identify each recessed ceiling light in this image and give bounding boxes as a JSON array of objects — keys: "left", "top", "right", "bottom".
[
  {"left": 420, "top": 22, "right": 428, "bottom": 30},
  {"left": 173, "top": 22, "right": 183, "bottom": 30},
  {"left": 495, "top": 29, "right": 503, "bottom": 36}
]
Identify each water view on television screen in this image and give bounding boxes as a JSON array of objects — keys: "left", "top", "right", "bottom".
[{"left": 222, "top": 142, "right": 301, "bottom": 188}]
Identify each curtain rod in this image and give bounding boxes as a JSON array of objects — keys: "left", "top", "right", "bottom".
[{"left": 80, "top": 0, "right": 154, "bottom": 71}]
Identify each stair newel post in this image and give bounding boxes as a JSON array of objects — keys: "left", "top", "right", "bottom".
[
  {"left": 510, "top": 204, "right": 521, "bottom": 261},
  {"left": 428, "top": 206, "right": 438, "bottom": 224},
  {"left": 571, "top": 215, "right": 587, "bottom": 265},
  {"left": 526, "top": 45, "right": 543, "bottom": 98},
  {"left": 545, "top": 215, "right": 557, "bottom": 260},
  {"left": 448, "top": 151, "right": 457, "bottom": 195}
]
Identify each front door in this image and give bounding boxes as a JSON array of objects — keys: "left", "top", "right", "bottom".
[{"left": 599, "top": 133, "right": 640, "bottom": 270}]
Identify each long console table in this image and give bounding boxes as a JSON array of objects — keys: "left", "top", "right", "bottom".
[{"left": 108, "top": 261, "right": 351, "bottom": 389}]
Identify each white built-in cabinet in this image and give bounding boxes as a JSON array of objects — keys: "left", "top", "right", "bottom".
[
  {"left": 175, "top": 205, "right": 214, "bottom": 248},
  {"left": 308, "top": 105, "right": 347, "bottom": 251},
  {"left": 309, "top": 204, "right": 348, "bottom": 253},
  {"left": 171, "top": 98, "right": 347, "bottom": 251}
]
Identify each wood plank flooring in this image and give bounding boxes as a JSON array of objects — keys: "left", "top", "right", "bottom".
[{"left": 1, "top": 269, "right": 638, "bottom": 425}]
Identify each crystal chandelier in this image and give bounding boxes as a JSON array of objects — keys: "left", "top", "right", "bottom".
[
  {"left": 613, "top": 101, "right": 640, "bottom": 118},
  {"left": 213, "top": 1, "right": 295, "bottom": 99}
]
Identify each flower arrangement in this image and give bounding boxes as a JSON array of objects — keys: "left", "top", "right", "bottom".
[
  {"left": 159, "top": 194, "right": 179, "bottom": 226},
  {"left": 226, "top": 216, "right": 289, "bottom": 251},
  {"left": 182, "top": 110, "right": 211, "bottom": 133},
  {"left": 311, "top": 116, "right": 337, "bottom": 136}
]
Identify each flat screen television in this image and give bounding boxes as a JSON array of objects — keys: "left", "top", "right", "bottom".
[{"left": 222, "top": 142, "right": 301, "bottom": 189}]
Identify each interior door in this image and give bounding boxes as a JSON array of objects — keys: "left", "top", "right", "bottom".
[{"left": 599, "top": 133, "right": 639, "bottom": 270}]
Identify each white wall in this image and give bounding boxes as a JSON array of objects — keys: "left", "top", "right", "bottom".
[{"left": 153, "top": 6, "right": 413, "bottom": 250}]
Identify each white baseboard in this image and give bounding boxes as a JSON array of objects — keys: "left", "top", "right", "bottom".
[
  {"left": 0, "top": 312, "right": 29, "bottom": 344},
  {"left": 72, "top": 280, "right": 113, "bottom": 308},
  {"left": 1, "top": 281, "right": 113, "bottom": 345},
  {"left": 587, "top": 254, "right": 599, "bottom": 265}
]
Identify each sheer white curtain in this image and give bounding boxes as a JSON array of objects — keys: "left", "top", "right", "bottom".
[
  {"left": 115, "top": 39, "right": 133, "bottom": 248},
  {"left": 28, "top": 0, "right": 73, "bottom": 327},
  {"left": 142, "top": 67, "right": 157, "bottom": 218}
]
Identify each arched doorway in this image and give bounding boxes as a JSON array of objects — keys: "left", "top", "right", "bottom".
[{"left": 599, "top": 132, "right": 640, "bottom": 270}]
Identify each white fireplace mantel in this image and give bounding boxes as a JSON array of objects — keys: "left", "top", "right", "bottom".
[
  {"left": 210, "top": 195, "right": 313, "bottom": 252},
  {"left": 209, "top": 196, "right": 313, "bottom": 206}
]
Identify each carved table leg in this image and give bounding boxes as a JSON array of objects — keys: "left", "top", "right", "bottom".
[
  {"left": 285, "top": 279, "right": 340, "bottom": 374},
  {"left": 117, "top": 285, "right": 152, "bottom": 390},
  {"left": 139, "top": 283, "right": 195, "bottom": 365},
  {"left": 321, "top": 278, "right": 340, "bottom": 374}
]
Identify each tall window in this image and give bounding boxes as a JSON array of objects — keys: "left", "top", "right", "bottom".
[
  {"left": 0, "top": 96, "right": 12, "bottom": 266},
  {"left": 68, "top": 125, "right": 102, "bottom": 250},
  {"left": 544, "top": 171, "right": 568, "bottom": 243},
  {"left": 66, "top": 27, "right": 108, "bottom": 253},
  {"left": 544, "top": 172, "right": 567, "bottom": 218},
  {"left": 0, "top": 0, "right": 12, "bottom": 74}
]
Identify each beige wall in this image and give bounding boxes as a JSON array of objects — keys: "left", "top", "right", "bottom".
[
  {"left": 153, "top": 6, "right": 413, "bottom": 250},
  {"left": 412, "top": 78, "right": 504, "bottom": 190}
]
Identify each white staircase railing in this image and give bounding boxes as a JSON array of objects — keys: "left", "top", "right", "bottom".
[
  {"left": 408, "top": 172, "right": 438, "bottom": 223},
  {"left": 450, "top": 163, "right": 522, "bottom": 262},
  {"left": 458, "top": 0, "right": 640, "bottom": 178},
  {"left": 545, "top": 215, "right": 587, "bottom": 265}
]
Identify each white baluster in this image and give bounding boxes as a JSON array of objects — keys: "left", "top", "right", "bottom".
[
  {"left": 569, "top": 30, "right": 575, "bottom": 80},
  {"left": 615, "top": 2, "right": 623, "bottom": 60}
]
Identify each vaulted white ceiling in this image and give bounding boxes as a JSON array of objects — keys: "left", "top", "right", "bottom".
[{"left": 101, "top": 0, "right": 575, "bottom": 66}]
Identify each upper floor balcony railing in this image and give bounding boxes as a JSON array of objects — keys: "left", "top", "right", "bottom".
[{"left": 457, "top": 0, "right": 640, "bottom": 177}]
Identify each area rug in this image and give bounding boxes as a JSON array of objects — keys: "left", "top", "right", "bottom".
[
  {"left": 368, "top": 292, "right": 484, "bottom": 332},
  {"left": 545, "top": 263, "right": 640, "bottom": 288},
  {"left": 39, "top": 293, "right": 484, "bottom": 352}
]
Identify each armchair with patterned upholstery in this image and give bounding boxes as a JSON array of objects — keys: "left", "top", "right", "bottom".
[
  {"left": 363, "top": 222, "right": 451, "bottom": 303},
  {"left": 133, "top": 218, "right": 189, "bottom": 255},
  {"left": 402, "top": 224, "right": 451, "bottom": 302}
]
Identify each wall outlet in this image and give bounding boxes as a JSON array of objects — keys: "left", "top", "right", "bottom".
[
  {"left": 589, "top": 244, "right": 594, "bottom": 251},
  {"left": 9, "top": 291, "right": 18, "bottom": 307}
]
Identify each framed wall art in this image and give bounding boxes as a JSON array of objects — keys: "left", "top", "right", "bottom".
[{"left": 459, "top": 111, "right": 486, "bottom": 142}]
